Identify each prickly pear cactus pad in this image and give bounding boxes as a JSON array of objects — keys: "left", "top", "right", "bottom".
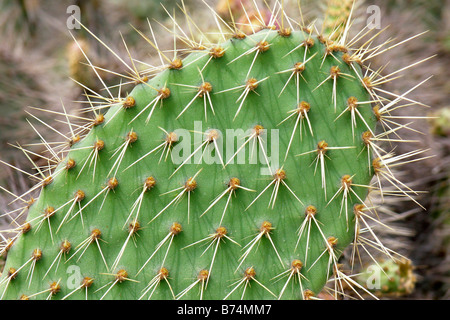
[{"left": 0, "top": 1, "right": 430, "bottom": 300}]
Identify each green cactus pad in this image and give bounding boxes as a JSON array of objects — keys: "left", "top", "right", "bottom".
[{"left": 1, "top": 22, "right": 379, "bottom": 299}]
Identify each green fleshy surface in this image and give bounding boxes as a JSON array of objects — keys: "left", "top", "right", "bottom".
[{"left": 0, "top": 29, "right": 376, "bottom": 300}]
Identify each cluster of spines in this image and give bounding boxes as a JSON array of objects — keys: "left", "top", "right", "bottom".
[{"left": 0, "top": 0, "right": 431, "bottom": 300}]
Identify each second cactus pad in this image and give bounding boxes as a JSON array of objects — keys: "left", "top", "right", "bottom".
[{"left": 0, "top": 28, "right": 377, "bottom": 299}]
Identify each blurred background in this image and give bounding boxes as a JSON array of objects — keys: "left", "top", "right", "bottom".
[{"left": 0, "top": 0, "right": 448, "bottom": 299}]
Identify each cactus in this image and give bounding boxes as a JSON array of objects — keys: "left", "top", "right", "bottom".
[
  {"left": 429, "top": 107, "right": 450, "bottom": 137},
  {"left": 356, "top": 258, "right": 417, "bottom": 297},
  {"left": 0, "top": 0, "right": 430, "bottom": 300},
  {"left": 322, "top": 0, "right": 356, "bottom": 40}
]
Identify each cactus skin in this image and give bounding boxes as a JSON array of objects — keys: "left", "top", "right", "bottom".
[
  {"left": 322, "top": 0, "right": 356, "bottom": 40},
  {"left": 429, "top": 107, "right": 450, "bottom": 137},
  {"left": 357, "top": 259, "right": 416, "bottom": 297},
  {"left": 0, "top": 27, "right": 376, "bottom": 300},
  {"left": 0, "top": 2, "right": 425, "bottom": 300}
]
